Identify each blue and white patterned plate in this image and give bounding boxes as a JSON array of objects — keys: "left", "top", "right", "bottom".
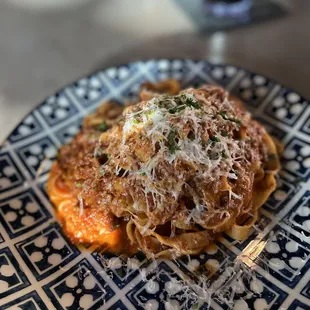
[{"left": 0, "top": 59, "right": 309, "bottom": 310}]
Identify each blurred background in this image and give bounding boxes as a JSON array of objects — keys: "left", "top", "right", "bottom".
[{"left": 0, "top": 0, "right": 309, "bottom": 141}]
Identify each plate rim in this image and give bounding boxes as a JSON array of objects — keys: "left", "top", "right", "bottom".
[{"left": 1, "top": 58, "right": 309, "bottom": 147}]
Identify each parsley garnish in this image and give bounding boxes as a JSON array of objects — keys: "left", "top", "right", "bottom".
[
  {"left": 184, "top": 96, "right": 200, "bottom": 109},
  {"left": 116, "top": 268, "right": 125, "bottom": 278},
  {"left": 168, "top": 95, "right": 200, "bottom": 114},
  {"left": 221, "top": 151, "right": 228, "bottom": 159},
  {"left": 218, "top": 111, "right": 228, "bottom": 119},
  {"left": 113, "top": 222, "right": 120, "bottom": 229},
  {"left": 208, "top": 136, "right": 220, "bottom": 143},
  {"left": 97, "top": 121, "right": 108, "bottom": 132},
  {"left": 217, "top": 111, "right": 242, "bottom": 126},
  {"left": 169, "top": 105, "right": 185, "bottom": 114},
  {"left": 133, "top": 118, "right": 140, "bottom": 124},
  {"left": 168, "top": 130, "right": 180, "bottom": 154},
  {"left": 192, "top": 303, "right": 200, "bottom": 310},
  {"left": 268, "top": 154, "right": 277, "bottom": 160},
  {"left": 75, "top": 181, "right": 82, "bottom": 188}
]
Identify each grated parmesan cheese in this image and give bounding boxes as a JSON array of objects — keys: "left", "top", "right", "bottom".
[{"left": 119, "top": 91, "right": 246, "bottom": 202}]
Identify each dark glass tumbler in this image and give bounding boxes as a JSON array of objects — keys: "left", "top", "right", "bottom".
[{"left": 204, "top": 0, "right": 252, "bottom": 17}]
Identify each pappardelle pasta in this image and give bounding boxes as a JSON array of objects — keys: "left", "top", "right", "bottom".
[{"left": 47, "top": 80, "right": 280, "bottom": 258}]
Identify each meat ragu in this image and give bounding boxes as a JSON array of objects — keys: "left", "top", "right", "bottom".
[{"left": 47, "top": 80, "right": 280, "bottom": 259}]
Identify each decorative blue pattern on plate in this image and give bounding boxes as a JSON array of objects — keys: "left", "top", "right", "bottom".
[
  {"left": 231, "top": 73, "right": 275, "bottom": 107},
  {"left": 43, "top": 258, "right": 115, "bottom": 309},
  {"left": 92, "top": 252, "right": 148, "bottom": 289},
  {"left": 254, "top": 225, "right": 310, "bottom": 288},
  {"left": 0, "top": 247, "right": 30, "bottom": 298},
  {"left": 38, "top": 91, "right": 79, "bottom": 127},
  {"left": 54, "top": 118, "right": 82, "bottom": 145},
  {"left": 287, "top": 299, "right": 310, "bottom": 310},
  {"left": 264, "top": 88, "right": 308, "bottom": 126},
  {"left": 0, "top": 59, "right": 309, "bottom": 309},
  {"left": 0, "top": 189, "right": 51, "bottom": 239},
  {"left": 126, "top": 261, "right": 197, "bottom": 310},
  {"left": 15, "top": 222, "right": 80, "bottom": 280},
  {"left": 1, "top": 290, "right": 48, "bottom": 310},
  {"left": 16, "top": 137, "right": 58, "bottom": 178},
  {"left": 7, "top": 113, "right": 43, "bottom": 144},
  {"left": 71, "top": 75, "right": 110, "bottom": 107},
  {"left": 0, "top": 152, "right": 25, "bottom": 194}
]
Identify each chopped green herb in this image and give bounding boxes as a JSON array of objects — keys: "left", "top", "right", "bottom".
[
  {"left": 209, "top": 136, "right": 220, "bottom": 143},
  {"left": 75, "top": 181, "right": 82, "bottom": 188},
  {"left": 232, "top": 118, "right": 242, "bottom": 126},
  {"left": 168, "top": 95, "right": 200, "bottom": 114},
  {"left": 221, "top": 151, "right": 228, "bottom": 159},
  {"left": 97, "top": 121, "right": 108, "bottom": 132},
  {"left": 268, "top": 154, "right": 277, "bottom": 160},
  {"left": 192, "top": 303, "right": 200, "bottom": 310},
  {"left": 169, "top": 105, "right": 185, "bottom": 114},
  {"left": 168, "top": 130, "right": 180, "bottom": 154},
  {"left": 222, "top": 131, "right": 228, "bottom": 137},
  {"left": 148, "top": 110, "right": 155, "bottom": 117},
  {"left": 116, "top": 268, "right": 125, "bottom": 278},
  {"left": 217, "top": 111, "right": 242, "bottom": 126},
  {"left": 218, "top": 111, "right": 228, "bottom": 119},
  {"left": 185, "top": 97, "right": 200, "bottom": 109},
  {"left": 133, "top": 118, "right": 140, "bottom": 124},
  {"left": 141, "top": 172, "right": 146, "bottom": 176}
]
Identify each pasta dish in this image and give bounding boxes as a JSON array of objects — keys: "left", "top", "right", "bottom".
[{"left": 47, "top": 80, "right": 280, "bottom": 258}]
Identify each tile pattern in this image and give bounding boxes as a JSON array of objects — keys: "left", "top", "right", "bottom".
[
  {"left": 0, "top": 190, "right": 51, "bottom": 238},
  {"left": 71, "top": 75, "right": 110, "bottom": 107},
  {"left": 92, "top": 252, "right": 147, "bottom": 289},
  {"left": 231, "top": 73, "right": 275, "bottom": 107},
  {"left": 1, "top": 291, "right": 48, "bottom": 310},
  {"left": 43, "top": 259, "right": 114, "bottom": 309},
  {"left": 38, "top": 91, "right": 79, "bottom": 126},
  {"left": 16, "top": 137, "right": 58, "bottom": 178},
  {"left": 15, "top": 223, "right": 80, "bottom": 280},
  {"left": 283, "top": 137, "right": 310, "bottom": 181},
  {"left": 254, "top": 226, "right": 310, "bottom": 288},
  {"left": 0, "top": 152, "right": 25, "bottom": 194},
  {"left": 202, "top": 63, "right": 240, "bottom": 86},
  {"left": 0, "top": 247, "right": 30, "bottom": 299},
  {"left": 264, "top": 88, "right": 308, "bottom": 126},
  {"left": 126, "top": 261, "right": 197, "bottom": 310},
  {"left": 54, "top": 118, "right": 82, "bottom": 145},
  {"left": 8, "top": 113, "right": 43, "bottom": 144},
  {"left": 0, "top": 60, "right": 309, "bottom": 309}
]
